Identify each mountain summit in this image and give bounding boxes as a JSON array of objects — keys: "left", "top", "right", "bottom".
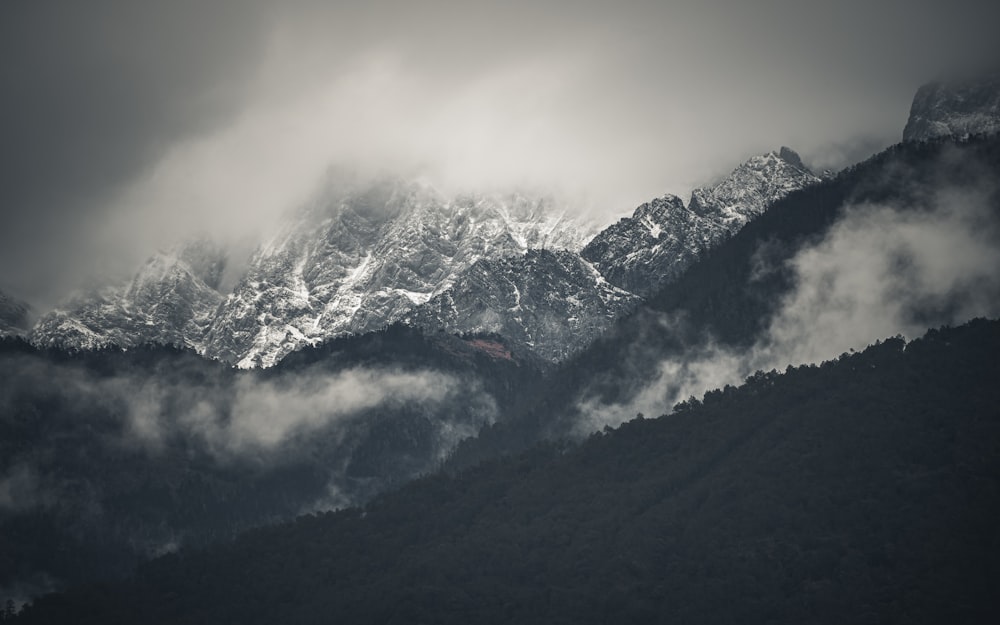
[
  {"left": 903, "top": 72, "right": 1000, "bottom": 141},
  {"left": 202, "top": 178, "right": 596, "bottom": 367},
  {"left": 582, "top": 147, "right": 820, "bottom": 295}
]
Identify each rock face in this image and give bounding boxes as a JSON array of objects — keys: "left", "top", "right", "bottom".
[
  {"left": 581, "top": 194, "right": 722, "bottom": 296},
  {"left": 406, "top": 249, "right": 639, "bottom": 362},
  {"left": 903, "top": 73, "right": 1000, "bottom": 142},
  {"left": 582, "top": 147, "right": 820, "bottom": 295},
  {"left": 0, "top": 290, "right": 31, "bottom": 336},
  {"left": 689, "top": 147, "right": 820, "bottom": 231},
  {"left": 201, "top": 177, "right": 597, "bottom": 367},
  {"left": 27, "top": 149, "right": 818, "bottom": 366},
  {"left": 30, "top": 239, "right": 226, "bottom": 351}
]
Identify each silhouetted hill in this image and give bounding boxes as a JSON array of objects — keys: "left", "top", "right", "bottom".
[{"left": 15, "top": 319, "right": 1000, "bottom": 624}]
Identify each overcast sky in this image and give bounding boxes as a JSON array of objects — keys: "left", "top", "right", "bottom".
[{"left": 2, "top": 0, "right": 999, "bottom": 306}]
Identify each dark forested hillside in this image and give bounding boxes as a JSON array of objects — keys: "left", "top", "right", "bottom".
[
  {"left": 0, "top": 326, "right": 543, "bottom": 593},
  {"left": 15, "top": 319, "right": 1000, "bottom": 624}
]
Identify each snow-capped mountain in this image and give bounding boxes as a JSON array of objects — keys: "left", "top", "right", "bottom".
[
  {"left": 0, "top": 289, "right": 31, "bottom": 336},
  {"left": 406, "top": 249, "right": 638, "bottom": 362},
  {"left": 903, "top": 73, "right": 1000, "bottom": 142},
  {"left": 582, "top": 147, "right": 821, "bottom": 296},
  {"left": 30, "top": 238, "right": 226, "bottom": 351},
  {"left": 26, "top": 148, "right": 818, "bottom": 366},
  {"left": 202, "top": 176, "right": 597, "bottom": 367},
  {"left": 19, "top": 76, "right": 997, "bottom": 367}
]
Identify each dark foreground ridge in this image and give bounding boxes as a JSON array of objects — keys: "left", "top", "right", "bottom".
[{"left": 14, "top": 318, "right": 1000, "bottom": 624}]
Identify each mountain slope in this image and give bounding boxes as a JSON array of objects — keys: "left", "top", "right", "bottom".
[
  {"left": 17, "top": 319, "right": 1000, "bottom": 625},
  {"left": 688, "top": 146, "right": 821, "bottom": 229},
  {"left": 582, "top": 147, "right": 820, "bottom": 295},
  {"left": 202, "top": 178, "right": 596, "bottom": 367},
  {"left": 29, "top": 239, "right": 226, "bottom": 352},
  {"left": 580, "top": 194, "right": 720, "bottom": 295},
  {"left": 406, "top": 250, "right": 638, "bottom": 361}
]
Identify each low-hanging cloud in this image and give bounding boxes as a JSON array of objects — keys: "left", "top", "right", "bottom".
[
  {"left": 107, "top": 366, "right": 477, "bottom": 459},
  {"left": 194, "top": 368, "right": 464, "bottom": 454},
  {"left": 577, "top": 182, "right": 1000, "bottom": 433},
  {"left": 0, "top": 354, "right": 495, "bottom": 516},
  {"left": 758, "top": 188, "right": 1000, "bottom": 366}
]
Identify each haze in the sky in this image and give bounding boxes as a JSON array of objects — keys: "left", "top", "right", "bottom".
[{"left": 2, "top": 0, "right": 999, "bottom": 307}]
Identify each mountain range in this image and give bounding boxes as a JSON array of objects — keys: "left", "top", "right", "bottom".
[
  {"left": 14, "top": 146, "right": 823, "bottom": 366},
  {"left": 5, "top": 73, "right": 1000, "bottom": 366},
  {"left": 31, "top": 64, "right": 999, "bottom": 367},
  {"left": 2, "top": 73, "right": 1000, "bottom": 616}
]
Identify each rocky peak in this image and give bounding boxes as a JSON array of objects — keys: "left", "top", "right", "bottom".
[
  {"left": 688, "top": 147, "right": 820, "bottom": 230},
  {"left": 778, "top": 146, "right": 805, "bottom": 169},
  {"left": 583, "top": 148, "right": 820, "bottom": 297},
  {"left": 632, "top": 194, "right": 688, "bottom": 226},
  {"left": 903, "top": 72, "right": 1000, "bottom": 142}
]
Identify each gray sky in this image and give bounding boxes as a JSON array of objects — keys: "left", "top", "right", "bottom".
[{"left": 2, "top": 0, "right": 999, "bottom": 306}]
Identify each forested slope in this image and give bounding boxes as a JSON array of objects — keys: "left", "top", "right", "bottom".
[{"left": 16, "top": 318, "right": 1000, "bottom": 624}]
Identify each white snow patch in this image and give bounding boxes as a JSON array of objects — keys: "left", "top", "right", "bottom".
[{"left": 509, "top": 281, "right": 522, "bottom": 310}]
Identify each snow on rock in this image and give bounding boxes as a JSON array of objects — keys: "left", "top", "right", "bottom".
[
  {"left": 582, "top": 147, "right": 820, "bottom": 296},
  {"left": 29, "top": 237, "right": 226, "bottom": 351},
  {"left": 688, "top": 147, "right": 820, "bottom": 232},
  {"left": 202, "top": 177, "right": 599, "bottom": 367},
  {"left": 26, "top": 148, "right": 816, "bottom": 366},
  {"left": 406, "top": 249, "right": 639, "bottom": 362}
]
